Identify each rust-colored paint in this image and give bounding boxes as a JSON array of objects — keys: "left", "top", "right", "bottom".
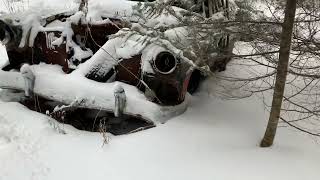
[
  {"left": 181, "top": 71, "right": 192, "bottom": 100},
  {"left": 115, "top": 55, "right": 142, "bottom": 86},
  {"left": 3, "top": 18, "right": 123, "bottom": 73},
  {"left": 141, "top": 56, "right": 193, "bottom": 105},
  {"left": 35, "top": 32, "right": 69, "bottom": 72},
  {"left": 72, "top": 19, "right": 122, "bottom": 52},
  {"left": 1, "top": 17, "right": 196, "bottom": 106}
]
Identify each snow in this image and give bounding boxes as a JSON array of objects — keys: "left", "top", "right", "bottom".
[
  {"left": 1, "top": 40, "right": 320, "bottom": 179},
  {"left": 0, "top": 25, "right": 191, "bottom": 122},
  {"left": 1, "top": 82, "right": 320, "bottom": 180},
  {"left": 20, "top": 63, "right": 35, "bottom": 97},
  {"left": 0, "top": 0, "right": 77, "bottom": 15},
  {"left": 74, "top": 29, "right": 192, "bottom": 76},
  {"left": 1, "top": 1, "right": 320, "bottom": 180},
  {"left": 0, "top": 44, "right": 7, "bottom": 68},
  {"left": 0, "top": 63, "right": 189, "bottom": 123}
]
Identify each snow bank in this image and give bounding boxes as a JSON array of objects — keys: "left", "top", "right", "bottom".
[
  {"left": 0, "top": 44, "right": 7, "bottom": 68},
  {"left": 1, "top": 84, "right": 320, "bottom": 180},
  {"left": 1, "top": 24, "right": 320, "bottom": 180}
]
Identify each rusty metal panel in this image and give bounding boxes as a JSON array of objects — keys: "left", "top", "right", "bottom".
[
  {"left": 35, "top": 32, "right": 69, "bottom": 72},
  {"left": 71, "top": 21, "right": 122, "bottom": 52},
  {"left": 115, "top": 55, "right": 142, "bottom": 86},
  {"left": 2, "top": 18, "right": 123, "bottom": 72}
]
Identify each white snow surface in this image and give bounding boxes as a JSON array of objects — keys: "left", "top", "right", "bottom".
[
  {"left": 1, "top": 45, "right": 320, "bottom": 180},
  {"left": 1, "top": 1, "right": 320, "bottom": 180},
  {"left": 1, "top": 84, "right": 320, "bottom": 180},
  {"left": 0, "top": 44, "right": 7, "bottom": 68}
]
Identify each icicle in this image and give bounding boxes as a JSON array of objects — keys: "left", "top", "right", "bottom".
[
  {"left": 20, "top": 64, "right": 35, "bottom": 97},
  {"left": 114, "top": 84, "right": 126, "bottom": 117}
]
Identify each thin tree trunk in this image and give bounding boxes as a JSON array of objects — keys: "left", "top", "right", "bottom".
[
  {"left": 225, "top": 0, "right": 229, "bottom": 19},
  {"left": 202, "top": 2, "right": 206, "bottom": 17},
  {"left": 208, "top": 0, "right": 213, "bottom": 17},
  {"left": 213, "top": 0, "right": 218, "bottom": 14},
  {"left": 260, "top": 0, "right": 297, "bottom": 147}
]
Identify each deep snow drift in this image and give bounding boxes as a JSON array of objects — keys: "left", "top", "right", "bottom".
[
  {"left": 0, "top": 44, "right": 320, "bottom": 180},
  {"left": 1, "top": 0, "right": 320, "bottom": 179}
]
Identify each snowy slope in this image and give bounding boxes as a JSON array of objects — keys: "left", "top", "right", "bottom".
[
  {"left": 0, "top": 84, "right": 320, "bottom": 180},
  {"left": 1, "top": 1, "right": 320, "bottom": 180},
  {"left": 1, "top": 43, "right": 320, "bottom": 180}
]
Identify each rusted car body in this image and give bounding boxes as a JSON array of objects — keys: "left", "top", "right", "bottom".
[
  {"left": 0, "top": 0, "right": 233, "bottom": 134},
  {"left": 0, "top": 15, "right": 206, "bottom": 106},
  {"left": 1, "top": 16, "right": 122, "bottom": 72}
]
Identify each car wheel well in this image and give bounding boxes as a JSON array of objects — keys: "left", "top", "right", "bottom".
[{"left": 187, "top": 69, "right": 203, "bottom": 94}]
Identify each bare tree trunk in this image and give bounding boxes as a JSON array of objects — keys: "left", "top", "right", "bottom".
[
  {"left": 260, "top": 0, "right": 297, "bottom": 147},
  {"left": 208, "top": 0, "right": 213, "bottom": 17}
]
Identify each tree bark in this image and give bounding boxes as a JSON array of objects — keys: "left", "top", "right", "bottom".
[
  {"left": 260, "top": 0, "right": 297, "bottom": 147},
  {"left": 208, "top": 0, "right": 213, "bottom": 17}
]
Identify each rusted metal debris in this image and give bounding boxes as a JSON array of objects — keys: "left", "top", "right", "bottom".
[
  {"left": 0, "top": 11, "right": 231, "bottom": 106},
  {"left": 1, "top": 16, "right": 122, "bottom": 73}
]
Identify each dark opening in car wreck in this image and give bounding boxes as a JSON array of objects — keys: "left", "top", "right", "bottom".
[{"left": 0, "top": 0, "right": 234, "bottom": 135}]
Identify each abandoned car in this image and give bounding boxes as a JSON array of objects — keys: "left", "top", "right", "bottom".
[{"left": 0, "top": 0, "right": 234, "bottom": 134}]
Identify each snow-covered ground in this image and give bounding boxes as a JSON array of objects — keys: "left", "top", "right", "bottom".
[
  {"left": 1, "top": 1, "right": 320, "bottom": 180},
  {"left": 0, "top": 44, "right": 7, "bottom": 68},
  {"left": 0, "top": 44, "right": 320, "bottom": 180}
]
